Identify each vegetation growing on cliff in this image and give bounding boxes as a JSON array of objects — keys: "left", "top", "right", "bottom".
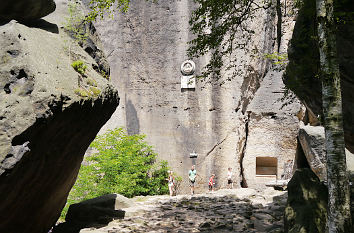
[
  {"left": 61, "top": 128, "right": 170, "bottom": 219},
  {"left": 64, "top": 1, "right": 88, "bottom": 43},
  {"left": 71, "top": 60, "right": 87, "bottom": 75},
  {"left": 85, "top": 0, "right": 156, "bottom": 22}
]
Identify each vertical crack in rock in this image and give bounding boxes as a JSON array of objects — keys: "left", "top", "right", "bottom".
[
  {"left": 276, "top": 0, "right": 282, "bottom": 52},
  {"left": 239, "top": 112, "right": 250, "bottom": 188}
]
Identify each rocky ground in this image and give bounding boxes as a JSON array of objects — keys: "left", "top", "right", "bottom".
[{"left": 80, "top": 188, "right": 287, "bottom": 233}]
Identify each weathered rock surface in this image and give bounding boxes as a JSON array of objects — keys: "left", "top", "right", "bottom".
[
  {"left": 298, "top": 124, "right": 327, "bottom": 181},
  {"left": 284, "top": 168, "right": 328, "bottom": 233},
  {"left": 74, "top": 188, "right": 287, "bottom": 233},
  {"left": 89, "top": 0, "right": 302, "bottom": 191},
  {"left": 0, "top": 2, "right": 119, "bottom": 233},
  {"left": 296, "top": 124, "right": 354, "bottom": 182},
  {"left": 0, "top": 0, "right": 56, "bottom": 22},
  {"left": 284, "top": 0, "right": 354, "bottom": 153}
]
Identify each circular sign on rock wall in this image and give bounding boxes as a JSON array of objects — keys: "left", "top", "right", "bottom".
[{"left": 180, "top": 60, "right": 195, "bottom": 75}]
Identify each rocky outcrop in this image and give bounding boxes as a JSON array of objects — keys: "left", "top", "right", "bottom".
[
  {"left": 0, "top": 0, "right": 56, "bottom": 22},
  {"left": 284, "top": 0, "right": 354, "bottom": 153},
  {"left": 0, "top": 2, "right": 119, "bottom": 233},
  {"left": 284, "top": 168, "right": 328, "bottom": 233}
]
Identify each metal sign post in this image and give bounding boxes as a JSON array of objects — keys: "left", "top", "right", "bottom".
[{"left": 189, "top": 151, "right": 198, "bottom": 165}]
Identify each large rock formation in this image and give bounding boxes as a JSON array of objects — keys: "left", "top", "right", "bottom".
[
  {"left": 284, "top": 0, "right": 354, "bottom": 153},
  {"left": 0, "top": 1, "right": 119, "bottom": 232},
  {"left": 0, "top": 0, "right": 56, "bottom": 22},
  {"left": 284, "top": 168, "right": 328, "bottom": 233},
  {"left": 89, "top": 0, "right": 302, "bottom": 191}
]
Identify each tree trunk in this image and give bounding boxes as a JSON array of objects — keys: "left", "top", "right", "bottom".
[{"left": 316, "top": 0, "right": 352, "bottom": 232}]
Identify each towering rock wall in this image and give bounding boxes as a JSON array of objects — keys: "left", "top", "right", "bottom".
[{"left": 92, "top": 0, "right": 302, "bottom": 191}]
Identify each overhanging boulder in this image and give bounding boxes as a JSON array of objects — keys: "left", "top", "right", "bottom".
[
  {"left": 0, "top": 0, "right": 56, "bottom": 22},
  {"left": 0, "top": 17, "right": 119, "bottom": 233}
]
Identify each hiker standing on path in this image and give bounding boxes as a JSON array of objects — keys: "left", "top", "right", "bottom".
[
  {"left": 167, "top": 171, "right": 175, "bottom": 197},
  {"left": 188, "top": 165, "right": 197, "bottom": 195},
  {"left": 208, "top": 174, "right": 215, "bottom": 192},
  {"left": 227, "top": 167, "right": 233, "bottom": 189}
]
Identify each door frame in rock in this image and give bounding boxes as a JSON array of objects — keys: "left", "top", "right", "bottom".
[{"left": 255, "top": 157, "right": 278, "bottom": 183}]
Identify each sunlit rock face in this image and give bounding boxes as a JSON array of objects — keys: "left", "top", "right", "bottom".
[
  {"left": 0, "top": 1, "right": 119, "bottom": 232},
  {"left": 90, "top": 0, "right": 302, "bottom": 191}
]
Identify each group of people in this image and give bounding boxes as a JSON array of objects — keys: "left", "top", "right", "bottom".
[
  {"left": 206, "top": 167, "right": 233, "bottom": 193},
  {"left": 167, "top": 165, "right": 234, "bottom": 196}
]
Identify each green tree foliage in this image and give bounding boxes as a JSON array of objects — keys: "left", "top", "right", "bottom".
[
  {"left": 85, "top": 0, "right": 156, "bottom": 22},
  {"left": 64, "top": 1, "right": 88, "bottom": 43},
  {"left": 86, "top": 0, "right": 130, "bottom": 21},
  {"left": 188, "top": 0, "right": 272, "bottom": 80},
  {"left": 61, "top": 128, "right": 169, "bottom": 219}
]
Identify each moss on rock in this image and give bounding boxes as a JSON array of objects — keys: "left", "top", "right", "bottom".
[{"left": 284, "top": 168, "right": 328, "bottom": 233}]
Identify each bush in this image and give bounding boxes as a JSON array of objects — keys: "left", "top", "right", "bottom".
[
  {"left": 61, "top": 128, "right": 169, "bottom": 219},
  {"left": 71, "top": 60, "right": 87, "bottom": 75},
  {"left": 64, "top": 1, "right": 88, "bottom": 43}
]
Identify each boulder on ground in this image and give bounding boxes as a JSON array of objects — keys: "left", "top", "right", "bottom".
[
  {"left": 65, "top": 194, "right": 127, "bottom": 224},
  {"left": 284, "top": 168, "right": 327, "bottom": 233},
  {"left": 0, "top": 0, "right": 56, "bottom": 22}
]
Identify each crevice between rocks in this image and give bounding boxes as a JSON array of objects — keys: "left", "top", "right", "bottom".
[
  {"left": 276, "top": 0, "right": 282, "bottom": 52},
  {"left": 239, "top": 112, "right": 250, "bottom": 188}
]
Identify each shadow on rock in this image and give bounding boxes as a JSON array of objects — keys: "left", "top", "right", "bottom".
[
  {"left": 83, "top": 189, "right": 288, "bottom": 233},
  {"left": 53, "top": 194, "right": 125, "bottom": 233},
  {"left": 23, "top": 19, "right": 59, "bottom": 34}
]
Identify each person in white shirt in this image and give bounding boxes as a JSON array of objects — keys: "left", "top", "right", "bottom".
[{"left": 227, "top": 167, "right": 233, "bottom": 189}]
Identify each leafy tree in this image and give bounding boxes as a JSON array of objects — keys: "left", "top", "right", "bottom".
[
  {"left": 60, "top": 128, "right": 169, "bottom": 219},
  {"left": 85, "top": 0, "right": 131, "bottom": 21},
  {"left": 85, "top": 0, "right": 156, "bottom": 22},
  {"left": 188, "top": 0, "right": 272, "bottom": 80},
  {"left": 316, "top": 0, "right": 352, "bottom": 231}
]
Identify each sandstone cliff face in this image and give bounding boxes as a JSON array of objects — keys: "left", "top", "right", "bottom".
[
  {"left": 0, "top": 1, "right": 119, "bottom": 232},
  {"left": 91, "top": 0, "right": 302, "bottom": 191}
]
